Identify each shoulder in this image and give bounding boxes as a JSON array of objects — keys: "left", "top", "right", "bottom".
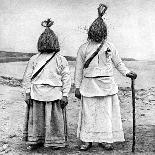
[
  {"left": 105, "top": 41, "right": 116, "bottom": 50},
  {"left": 105, "top": 41, "right": 118, "bottom": 55},
  {"left": 56, "top": 53, "right": 67, "bottom": 61},
  {"left": 30, "top": 53, "right": 39, "bottom": 60},
  {"left": 78, "top": 42, "right": 89, "bottom": 52},
  {"left": 56, "top": 53, "right": 68, "bottom": 65},
  {"left": 28, "top": 53, "right": 40, "bottom": 63},
  {"left": 76, "top": 42, "right": 89, "bottom": 58},
  {"left": 79, "top": 42, "right": 89, "bottom": 49}
]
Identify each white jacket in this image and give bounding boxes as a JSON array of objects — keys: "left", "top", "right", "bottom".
[
  {"left": 23, "top": 52, "right": 71, "bottom": 101},
  {"left": 75, "top": 41, "right": 130, "bottom": 97}
]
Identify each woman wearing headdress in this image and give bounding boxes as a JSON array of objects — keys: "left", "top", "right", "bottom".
[
  {"left": 22, "top": 19, "right": 71, "bottom": 150},
  {"left": 75, "top": 4, "right": 137, "bottom": 151}
]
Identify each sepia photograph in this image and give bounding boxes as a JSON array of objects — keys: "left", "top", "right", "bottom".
[{"left": 0, "top": 0, "right": 155, "bottom": 154}]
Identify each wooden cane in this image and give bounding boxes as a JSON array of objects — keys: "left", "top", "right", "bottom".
[
  {"left": 62, "top": 106, "right": 68, "bottom": 143},
  {"left": 131, "top": 79, "right": 136, "bottom": 152}
]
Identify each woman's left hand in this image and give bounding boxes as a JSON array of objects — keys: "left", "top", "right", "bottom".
[
  {"left": 61, "top": 96, "right": 68, "bottom": 109},
  {"left": 25, "top": 93, "right": 31, "bottom": 104},
  {"left": 75, "top": 88, "right": 81, "bottom": 99},
  {"left": 126, "top": 71, "right": 137, "bottom": 79}
]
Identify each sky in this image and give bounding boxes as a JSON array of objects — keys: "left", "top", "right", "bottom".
[{"left": 0, "top": 0, "right": 155, "bottom": 60}]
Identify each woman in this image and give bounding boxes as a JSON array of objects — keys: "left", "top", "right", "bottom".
[
  {"left": 22, "top": 19, "right": 71, "bottom": 150},
  {"left": 74, "top": 4, "right": 137, "bottom": 151}
]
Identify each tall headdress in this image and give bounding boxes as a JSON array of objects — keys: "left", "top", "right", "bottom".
[
  {"left": 37, "top": 18, "right": 60, "bottom": 53},
  {"left": 88, "top": 4, "right": 108, "bottom": 43}
]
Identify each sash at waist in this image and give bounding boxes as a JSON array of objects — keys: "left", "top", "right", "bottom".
[{"left": 31, "top": 79, "right": 62, "bottom": 87}]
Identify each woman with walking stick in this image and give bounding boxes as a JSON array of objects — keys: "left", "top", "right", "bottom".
[
  {"left": 74, "top": 4, "right": 137, "bottom": 151},
  {"left": 22, "top": 19, "right": 71, "bottom": 150}
]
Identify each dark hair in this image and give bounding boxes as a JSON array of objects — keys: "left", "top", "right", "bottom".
[
  {"left": 37, "top": 19, "right": 60, "bottom": 53},
  {"left": 88, "top": 18, "right": 107, "bottom": 43},
  {"left": 88, "top": 4, "right": 108, "bottom": 43}
]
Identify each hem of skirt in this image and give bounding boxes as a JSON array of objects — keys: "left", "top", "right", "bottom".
[
  {"left": 44, "top": 138, "right": 66, "bottom": 147},
  {"left": 26, "top": 140, "right": 66, "bottom": 147},
  {"left": 80, "top": 137, "right": 125, "bottom": 143},
  {"left": 44, "top": 142, "right": 66, "bottom": 148},
  {"left": 26, "top": 135, "right": 45, "bottom": 145},
  {"left": 78, "top": 130, "right": 125, "bottom": 143},
  {"left": 26, "top": 140, "right": 44, "bottom": 145}
]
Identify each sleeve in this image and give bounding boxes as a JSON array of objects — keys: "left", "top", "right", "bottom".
[
  {"left": 111, "top": 44, "right": 130, "bottom": 76},
  {"left": 60, "top": 57, "right": 71, "bottom": 97},
  {"left": 22, "top": 56, "right": 35, "bottom": 93},
  {"left": 74, "top": 45, "right": 85, "bottom": 88}
]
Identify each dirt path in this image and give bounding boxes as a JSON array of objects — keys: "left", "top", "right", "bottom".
[{"left": 0, "top": 83, "right": 155, "bottom": 154}]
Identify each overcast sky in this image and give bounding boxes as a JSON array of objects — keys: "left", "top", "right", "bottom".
[{"left": 0, "top": 0, "right": 155, "bottom": 60}]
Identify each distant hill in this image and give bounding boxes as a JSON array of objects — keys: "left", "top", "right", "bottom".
[
  {"left": 0, "top": 51, "right": 136, "bottom": 63},
  {"left": 122, "top": 58, "right": 136, "bottom": 61},
  {"left": 0, "top": 51, "right": 76, "bottom": 63}
]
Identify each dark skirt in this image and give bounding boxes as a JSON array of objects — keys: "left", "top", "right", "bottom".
[{"left": 23, "top": 99, "right": 66, "bottom": 147}]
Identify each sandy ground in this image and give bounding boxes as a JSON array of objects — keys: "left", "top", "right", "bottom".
[{"left": 0, "top": 61, "right": 155, "bottom": 154}]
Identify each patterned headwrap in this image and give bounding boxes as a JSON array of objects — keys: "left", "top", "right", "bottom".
[
  {"left": 88, "top": 4, "right": 108, "bottom": 43},
  {"left": 37, "top": 18, "right": 60, "bottom": 53}
]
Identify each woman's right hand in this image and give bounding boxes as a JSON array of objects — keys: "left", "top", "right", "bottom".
[
  {"left": 126, "top": 71, "right": 137, "bottom": 79},
  {"left": 75, "top": 88, "right": 81, "bottom": 99},
  {"left": 25, "top": 93, "right": 31, "bottom": 104}
]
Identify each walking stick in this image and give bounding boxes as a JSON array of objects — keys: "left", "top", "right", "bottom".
[
  {"left": 62, "top": 106, "right": 68, "bottom": 143},
  {"left": 131, "top": 79, "right": 136, "bottom": 152}
]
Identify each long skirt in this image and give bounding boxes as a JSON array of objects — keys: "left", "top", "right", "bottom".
[
  {"left": 77, "top": 94, "right": 125, "bottom": 143},
  {"left": 23, "top": 99, "right": 66, "bottom": 147}
]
